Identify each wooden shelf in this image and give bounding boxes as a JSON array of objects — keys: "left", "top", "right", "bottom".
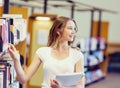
[{"left": 0, "top": 6, "right": 28, "bottom": 66}]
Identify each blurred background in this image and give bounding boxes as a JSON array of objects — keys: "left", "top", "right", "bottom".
[{"left": 0, "top": 0, "right": 120, "bottom": 88}]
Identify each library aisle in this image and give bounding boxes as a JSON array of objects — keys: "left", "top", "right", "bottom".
[{"left": 86, "top": 72, "right": 120, "bottom": 88}]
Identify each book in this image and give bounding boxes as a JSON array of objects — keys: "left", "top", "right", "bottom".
[
  {"left": 0, "top": 71, "right": 3, "bottom": 88},
  {"left": 56, "top": 72, "right": 84, "bottom": 87}
]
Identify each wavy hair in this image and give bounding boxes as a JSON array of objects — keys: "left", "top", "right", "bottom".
[{"left": 47, "top": 16, "right": 78, "bottom": 47}]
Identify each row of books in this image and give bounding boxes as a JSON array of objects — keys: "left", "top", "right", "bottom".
[
  {"left": 75, "top": 37, "right": 106, "bottom": 52},
  {"left": 0, "top": 14, "right": 27, "bottom": 57},
  {"left": 84, "top": 50, "right": 104, "bottom": 67},
  {"left": 74, "top": 37, "right": 106, "bottom": 86},
  {"left": 0, "top": 59, "right": 19, "bottom": 88},
  {"left": 74, "top": 37, "right": 105, "bottom": 69},
  {"left": 85, "top": 69, "right": 104, "bottom": 86},
  {"left": 0, "top": 14, "right": 26, "bottom": 88}
]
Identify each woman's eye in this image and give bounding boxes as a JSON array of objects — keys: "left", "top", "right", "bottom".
[
  {"left": 68, "top": 27, "right": 76, "bottom": 32},
  {"left": 74, "top": 28, "right": 77, "bottom": 31},
  {"left": 68, "top": 27, "right": 73, "bottom": 30}
]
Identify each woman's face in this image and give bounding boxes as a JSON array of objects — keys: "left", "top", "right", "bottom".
[{"left": 60, "top": 20, "right": 76, "bottom": 42}]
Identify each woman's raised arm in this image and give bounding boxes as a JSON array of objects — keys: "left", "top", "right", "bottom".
[{"left": 8, "top": 44, "right": 42, "bottom": 84}]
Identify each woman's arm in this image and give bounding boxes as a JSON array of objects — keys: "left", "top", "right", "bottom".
[
  {"left": 8, "top": 44, "right": 42, "bottom": 84},
  {"left": 75, "top": 57, "right": 85, "bottom": 88}
]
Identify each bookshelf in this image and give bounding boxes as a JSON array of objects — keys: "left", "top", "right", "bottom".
[
  {"left": 74, "top": 21, "right": 109, "bottom": 86},
  {"left": 78, "top": 37, "right": 106, "bottom": 85},
  {"left": 92, "top": 21, "right": 109, "bottom": 77},
  {"left": 0, "top": 6, "right": 28, "bottom": 66},
  {"left": 0, "top": 6, "right": 28, "bottom": 88},
  {"left": 0, "top": 59, "right": 20, "bottom": 88},
  {"left": 85, "top": 21, "right": 109, "bottom": 85}
]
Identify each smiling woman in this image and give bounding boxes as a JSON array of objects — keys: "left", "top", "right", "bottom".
[{"left": 8, "top": 16, "right": 85, "bottom": 88}]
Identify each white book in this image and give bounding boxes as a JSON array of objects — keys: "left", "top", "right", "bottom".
[
  {"left": 0, "top": 72, "right": 3, "bottom": 88},
  {"left": 2, "top": 14, "right": 22, "bottom": 19},
  {"left": 56, "top": 72, "right": 84, "bottom": 87},
  {"left": 9, "top": 81, "right": 19, "bottom": 88}
]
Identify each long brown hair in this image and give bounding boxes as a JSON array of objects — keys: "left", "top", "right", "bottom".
[{"left": 47, "top": 16, "right": 78, "bottom": 47}]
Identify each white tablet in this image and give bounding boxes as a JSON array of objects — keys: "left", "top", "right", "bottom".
[{"left": 56, "top": 72, "right": 84, "bottom": 87}]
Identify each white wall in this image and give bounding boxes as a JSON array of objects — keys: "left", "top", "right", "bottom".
[
  {"left": 77, "top": 0, "right": 120, "bottom": 43},
  {"left": 31, "top": 0, "right": 120, "bottom": 43}
]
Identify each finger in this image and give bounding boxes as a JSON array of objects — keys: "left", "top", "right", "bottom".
[
  {"left": 53, "top": 80, "right": 59, "bottom": 85},
  {"left": 51, "top": 80, "right": 57, "bottom": 88},
  {"left": 8, "top": 46, "right": 15, "bottom": 54},
  {"left": 8, "top": 45, "right": 14, "bottom": 52},
  {"left": 8, "top": 43, "right": 16, "bottom": 51},
  {"left": 8, "top": 47, "right": 14, "bottom": 55}
]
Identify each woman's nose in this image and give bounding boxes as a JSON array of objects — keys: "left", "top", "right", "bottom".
[{"left": 72, "top": 29, "right": 76, "bottom": 34}]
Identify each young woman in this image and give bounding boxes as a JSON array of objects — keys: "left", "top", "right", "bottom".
[{"left": 8, "top": 16, "right": 85, "bottom": 88}]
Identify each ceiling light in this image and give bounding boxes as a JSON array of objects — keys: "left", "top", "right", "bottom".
[{"left": 35, "top": 17, "right": 51, "bottom": 21}]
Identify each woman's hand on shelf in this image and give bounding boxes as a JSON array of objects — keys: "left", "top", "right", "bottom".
[{"left": 8, "top": 43, "right": 20, "bottom": 61}]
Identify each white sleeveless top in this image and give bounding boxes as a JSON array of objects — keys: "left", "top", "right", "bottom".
[{"left": 36, "top": 47, "right": 84, "bottom": 88}]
